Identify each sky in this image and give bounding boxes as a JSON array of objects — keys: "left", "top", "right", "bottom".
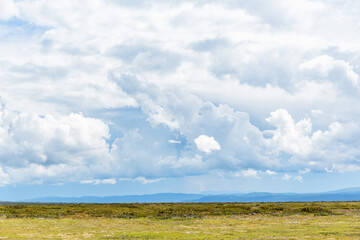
[{"left": 1, "top": 0, "right": 360, "bottom": 200}]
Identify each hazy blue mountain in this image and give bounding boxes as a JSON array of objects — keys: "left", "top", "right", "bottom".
[
  {"left": 25, "top": 193, "right": 206, "bottom": 203},
  {"left": 188, "top": 190, "right": 360, "bottom": 202},
  {"left": 188, "top": 192, "right": 297, "bottom": 203},
  {"left": 324, "top": 187, "right": 360, "bottom": 194},
  {"left": 23, "top": 187, "right": 360, "bottom": 203}
]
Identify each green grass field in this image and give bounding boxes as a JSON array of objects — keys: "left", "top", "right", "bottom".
[{"left": 0, "top": 202, "right": 359, "bottom": 239}]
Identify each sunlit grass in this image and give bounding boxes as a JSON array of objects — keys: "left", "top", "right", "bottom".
[{"left": 0, "top": 201, "right": 359, "bottom": 239}]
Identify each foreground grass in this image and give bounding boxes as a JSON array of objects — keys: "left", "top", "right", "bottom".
[
  {"left": 0, "top": 202, "right": 359, "bottom": 239},
  {"left": 1, "top": 214, "right": 360, "bottom": 239}
]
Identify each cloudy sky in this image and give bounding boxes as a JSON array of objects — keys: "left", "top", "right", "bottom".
[{"left": 1, "top": 0, "right": 360, "bottom": 200}]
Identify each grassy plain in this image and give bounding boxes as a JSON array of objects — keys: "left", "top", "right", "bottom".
[{"left": 0, "top": 202, "right": 359, "bottom": 239}]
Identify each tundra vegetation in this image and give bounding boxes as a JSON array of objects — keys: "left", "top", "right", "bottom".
[{"left": 0, "top": 202, "right": 359, "bottom": 239}]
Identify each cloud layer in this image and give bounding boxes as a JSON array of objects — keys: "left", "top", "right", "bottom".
[{"left": 1, "top": 0, "right": 360, "bottom": 185}]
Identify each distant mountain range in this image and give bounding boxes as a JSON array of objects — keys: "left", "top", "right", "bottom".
[
  {"left": 24, "top": 193, "right": 205, "bottom": 204},
  {"left": 23, "top": 187, "right": 360, "bottom": 203}
]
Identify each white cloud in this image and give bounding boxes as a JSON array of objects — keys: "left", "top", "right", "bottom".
[
  {"left": 0, "top": 103, "right": 112, "bottom": 184},
  {"left": 81, "top": 178, "right": 117, "bottom": 185},
  {"left": 266, "top": 109, "right": 312, "bottom": 155},
  {"left": 0, "top": 167, "right": 10, "bottom": 186},
  {"left": 294, "top": 176, "right": 303, "bottom": 182},
  {"left": 299, "top": 55, "right": 360, "bottom": 93},
  {"left": 113, "top": 74, "right": 274, "bottom": 171},
  {"left": 310, "top": 109, "right": 323, "bottom": 118},
  {"left": 109, "top": 129, "right": 208, "bottom": 178},
  {"left": 325, "top": 167, "right": 334, "bottom": 173},
  {"left": 239, "top": 169, "right": 261, "bottom": 179},
  {"left": 282, "top": 174, "right": 292, "bottom": 181},
  {"left": 327, "top": 164, "right": 360, "bottom": 173},
  {"left": 114, "top": 71, "right": 360, "bottom": 175},
  {"left": 194, "top": 135, "right": 221, "bottom": 154},
  {"left": 298, "top": 168, "right": 311, "bottom": 174},
  {"left": 265, "top": 170, "right": 277, "bottom": 176},
  {"left": 0, "top": 0, "right": 359, "bottom": 186},
  {"left": 0, "top": 0, "right": 16, "bottom": 20},
  {"left": 118, "top": 177, "right": 164, "bottom": 185}
]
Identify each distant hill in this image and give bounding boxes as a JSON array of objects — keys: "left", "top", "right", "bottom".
[
  {"left": 23, "top": 187, "right": 360, "bottom": 203},
  {"left": 24, "top": 193, "right": 206, "bottom": 203},
  {"left": 189, "top": 191, "right": 360, "bottom": 203}
]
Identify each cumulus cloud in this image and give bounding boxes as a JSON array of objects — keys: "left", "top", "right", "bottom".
[
  {"left": 0, "top": 167, "right": 10, "bottom": 186},
  {"left": 294, "top": 176, "right": 303, "bottom": 182},
  {"left": 0, "top": 0, "right": 16, "bottom": 20},
  {"left": 265, "top": 170, "right": 277, "bottom": 176},
  {"left": 81, "top": 179, "right": 117, "bottom": 185},
  {"left": 0, "top": 0, "right": 360, "bottom": 186},
  {"left": 0, "top": 102, "right": 209, "bottom": 184},
  {"left": 282, "top": 174, "right": 292, "bottom": 181},
  {"left": 239, "top": 169, "right": 261, "bottom": 179},
  {"left": 263, "top": 108, "right": 360, "bottom": 172},
  {"left": 113, "top": 70, "right": 360, "bottom": 175},
  {"left": 0, "top": 103, "right": 113, "bottom": 184},
  {"left": 194, "top": 135, "right": 221, "bottom": 154},
  {"left": 112, "top": 73, "right": 275, "bottom": 171},
  {"left": 299, "top": 55, "right": 360, "bottom": 94},
  {"left": 118, "top": 177, "right": 164, "bottom": 185},
  {"left": 281, "top": 174, "right": 303, "bottom": 182},
  {"left": 265, "top": 109, "right": 312, "bottom": 155},
  {"left": 298, "top": 168, "right": 311, "bottom": 174}
]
